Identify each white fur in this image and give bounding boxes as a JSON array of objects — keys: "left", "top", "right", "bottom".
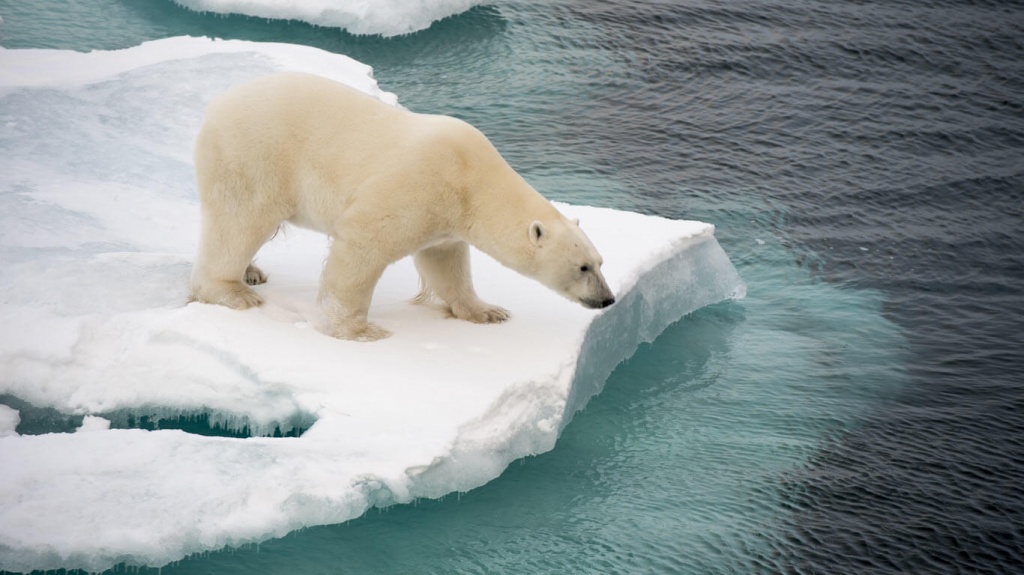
[{"left": 190, "top": 73, "right": 615, "bottom": 341}]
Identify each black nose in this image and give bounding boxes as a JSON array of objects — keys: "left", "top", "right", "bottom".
[{"left": 600, "top": 297, "right": 615, "bottom": 308}]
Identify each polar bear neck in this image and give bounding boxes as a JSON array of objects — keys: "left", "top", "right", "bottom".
[
  {"left": 411, "top": 113, "right": 562, "bottom": 279},
  {"left": 458, "top": 157, "right": 561, "bottom": 279}
]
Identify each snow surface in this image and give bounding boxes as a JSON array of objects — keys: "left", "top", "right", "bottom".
[
  {"left": 171, "top": 0, "right": 485, "bottom": 36},
  {"left": 0, "top": 36, "right": 744, "bottom": 572}
]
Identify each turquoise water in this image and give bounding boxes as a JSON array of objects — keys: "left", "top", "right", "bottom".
[
  {"left": 7, "top": 0, "right": 1020, "bottom": 573},
  {"left": 119, "top": 262, "right": 900, "bottom": 574}
]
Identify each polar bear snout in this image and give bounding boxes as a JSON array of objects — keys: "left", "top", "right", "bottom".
[
  {"left": 581, "top": 295, "right": 616, "bottom": 309},
  {"left": 575, "top": 275, "right": 616, "bottom": 309}
]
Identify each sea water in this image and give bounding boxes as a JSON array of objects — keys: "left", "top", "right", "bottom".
[{"left": 0, "top": 0, "right": 1021, "bottom": 573}]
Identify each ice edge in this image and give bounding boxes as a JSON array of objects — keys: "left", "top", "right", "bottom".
[{"left": 404, "top": 231, "right": 745, "bottom": 501}]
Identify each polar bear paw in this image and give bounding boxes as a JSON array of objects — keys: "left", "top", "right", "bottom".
[
  {"left": 222, "top": 285, "right": 264, "bottom": 309},
  {"left": 191, "top": 280, "right": 263, "bottom": 310},
  {"left": 448, "top": 301, "right": 511, "bottom": 324},
  {"left": 244, "top": 264, "right": 267, "bottom": 286},
  {"left": 331, "top": 321, "right": 391, "bottom": 342}
]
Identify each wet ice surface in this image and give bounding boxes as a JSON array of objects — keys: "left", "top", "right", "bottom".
[{"left": 0, "top": 37, "right": 744, "bottom": 572}]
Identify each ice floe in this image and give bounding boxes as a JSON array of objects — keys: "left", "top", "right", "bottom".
[
  {"left": 0, "top": 36, "right": 743, "bottom": 572},
  {"left": 171, "top": 0, "right": 486, "bottom": 36}
]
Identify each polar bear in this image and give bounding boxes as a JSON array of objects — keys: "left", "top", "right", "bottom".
[{"left": 190, "top": 73, "right": 615, "bottom": 341}]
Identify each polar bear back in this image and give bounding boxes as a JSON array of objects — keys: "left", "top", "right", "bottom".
[{"left": 194, "top": 72, "right": 494, "bottom": 239}]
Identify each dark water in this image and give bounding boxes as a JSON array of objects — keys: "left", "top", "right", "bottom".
[
  {"left": 553, "top": 1, "right": 1024, "bottom": 573},
  {"left": 2, "top": 0, "right": 1023, "bottom": 573}
]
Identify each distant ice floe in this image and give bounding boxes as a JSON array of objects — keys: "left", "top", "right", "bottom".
[
  {"left": 171, "top": 0, "right": 486, "bottom": 36},
  {"left": 0, "top": 36, "right": 744, "bottom": 572}
]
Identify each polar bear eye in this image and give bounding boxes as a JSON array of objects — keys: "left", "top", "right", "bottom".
[{"left": 580, "top": 265, "right": 590, "bottom": 273}]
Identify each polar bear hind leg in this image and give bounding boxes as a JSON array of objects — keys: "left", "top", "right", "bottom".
[
  {"left": 190, "top": 204, "right": 279, "bottom": 310},
  {"left": 413, "top": 241, "right": 510, "bottom": 324}
]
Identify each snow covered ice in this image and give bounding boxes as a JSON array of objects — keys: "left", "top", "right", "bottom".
[
  {"left": 0, "top": 37, "right": 745, "bottom": 572},
  {"left": 171, "top": 0, "right": 486, "bottom": 36}
]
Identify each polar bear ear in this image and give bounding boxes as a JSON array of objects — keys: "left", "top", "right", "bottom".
[{"left": 529, "top": 221, "right": 546, "bottom": 246}]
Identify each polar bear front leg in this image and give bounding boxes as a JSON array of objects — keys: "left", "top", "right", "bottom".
[
  {"left": 413, "top": 241, "right": 510, "bottom": 324},
  {"left": 319, "top": 242, "right": 391, "bottom": 341}
]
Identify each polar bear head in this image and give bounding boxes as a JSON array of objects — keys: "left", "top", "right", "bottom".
[{"left": 528, "top": 217, "right": 615, "bottom": 309}]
